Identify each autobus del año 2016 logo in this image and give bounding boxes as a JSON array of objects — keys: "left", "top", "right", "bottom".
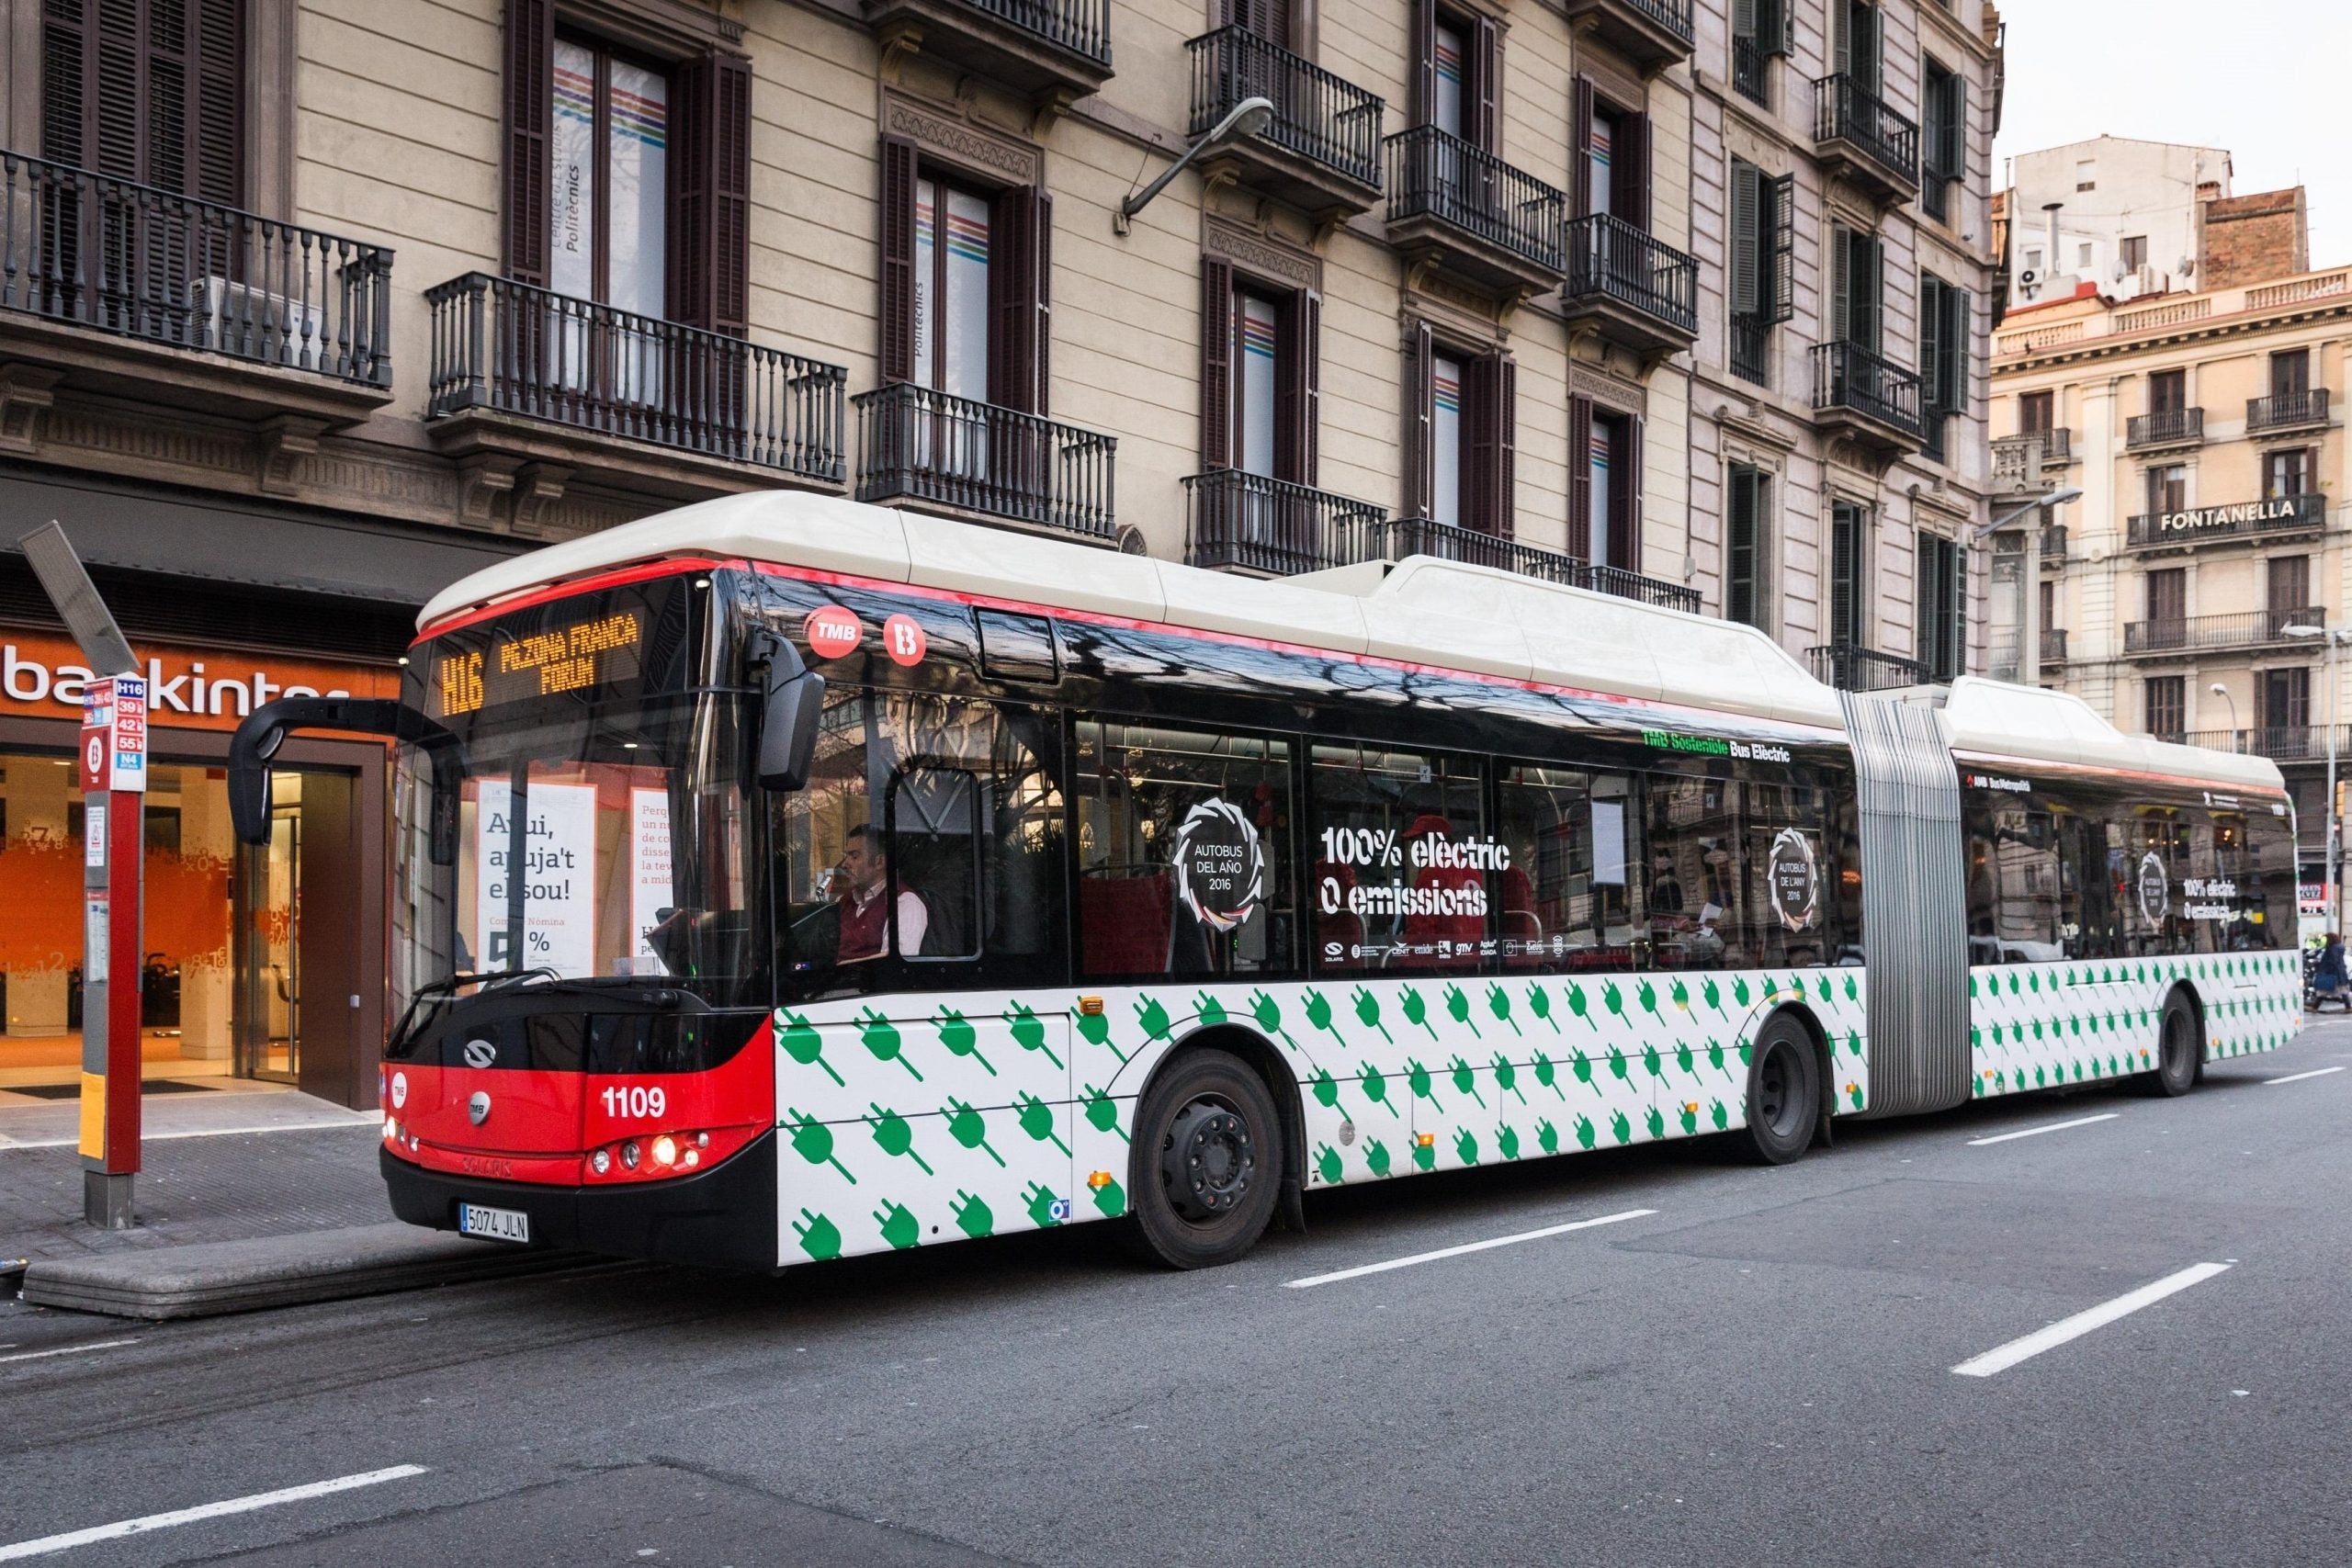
[
  {"left": 1173, "top": 798, "right": 1266, "bottom": 932},
  {"left": 2137, "top": 851, "right": 2170, "bottom": 926},
  {"left": 1768, "top": 828, "right": 1820, "bottom": 932}
]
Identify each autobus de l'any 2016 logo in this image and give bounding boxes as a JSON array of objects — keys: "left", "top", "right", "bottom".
[
  {"left": 1172, "top": 797, "right": 1266, "bottom": 932},
  {"left": 2137, "top": 851, "right": 2170, "bottom": 926}
]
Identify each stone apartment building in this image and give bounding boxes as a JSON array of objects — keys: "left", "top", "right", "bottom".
[
  {"left": 0, "top": 0, "right": 1999, "bottom": 1102},
  {"left": 1990, "top": 172, "right": 2343, "bottom": 851}
]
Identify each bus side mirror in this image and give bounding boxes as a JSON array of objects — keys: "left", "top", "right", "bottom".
[
  {"left": 229, "top": 720, "right": 285, "bottom": 845},
  {"left": 758, "top": 643, "right": 825, "bottom": 792}
]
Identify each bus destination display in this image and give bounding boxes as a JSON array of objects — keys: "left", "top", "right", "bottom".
[{"left": 434, "top": 607, "right": 646, "bottom": 717}]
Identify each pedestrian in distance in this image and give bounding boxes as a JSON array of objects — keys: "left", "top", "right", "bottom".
[{"left": 2308, "top": 931, "right": 2349, "bottom": 1013}]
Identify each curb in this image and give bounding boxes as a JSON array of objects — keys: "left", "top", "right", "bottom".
[{"left": 19, "top": 1224, "right": 588, "bottom": 1320}]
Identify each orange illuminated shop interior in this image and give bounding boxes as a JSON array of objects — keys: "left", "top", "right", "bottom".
[{"left": 0, "top": 755, "right": 310, "bottom": 1104}]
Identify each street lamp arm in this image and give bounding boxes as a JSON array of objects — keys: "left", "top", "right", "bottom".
[{"left": 1115, "top": 97, "right": 1275, "bottom": 233}]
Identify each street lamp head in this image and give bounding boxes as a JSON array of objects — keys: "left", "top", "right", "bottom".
[
  {"left": 2210, "top": 682, "right": 2228, "bottom": 696},
  {"left": 2285, "top": 624, "right": 2326, "bottom": 638}
]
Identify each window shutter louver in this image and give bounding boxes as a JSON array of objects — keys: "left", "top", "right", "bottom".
[
  {"left": 1495, "top": 350, "right": 1516, "bottom": 538},
  {"left": 1618, "top": 113, "right": 1651, "bottom": 231},
  {"left": 40, "top": 0, "right": 85, "bottom": 166},
  {"left": 1404, "top": 319, "right": 1434, "bottom": 519},
  {"left": 1941, "top": 75, "right": 1966, "bottom": 186},
  {"left": 1951, "top": 539, "right": 1968, "bottom": 677},
  {"left": 1830, "top": 505, "right": 1857, "bottom": 648},
  {"left": 1619, "top": 412, "right": 1642, "bottom": 568},
  {"left": 1727, "top": 468, "right": 1758, "bottom": 625},
  {"left": 1033, "top": 188, "right": 1052, "bottom": 414},
  {"left": 671, "top": 51, "right": 752, "bottom": 336},
  {"left": 1464, "top": 352, "right": 1496, "bottom": 535},
  {"left": 988, "top": 186, "right": 1050, "bottom": 414},
  {"left": 1733, "top": 0, "right": 1756, "bottom": 45},
  {"left": 1730, "top": 163, "right": 1760, "bottom": 316},
  {"left": 190, "top": 0, "right": 240, "bottom": 207},
  {"left": 1945, "top": 286, "right": 1970, "bottom": 416},
  {"left": 1918, "top": 275, "right": 1943, "bottom": 412},
  {"left": 1471, "top": 14, "right": 1500, "bottom": 152},
  {"left": 1278, "top": 288, "right": 1321, "bottom": 486},
  {"left": 503, "top": 0, "right": 553, "bottom": 286},
  {"left": 1409, "top": 0, "right": 1437, "bottom": 128},
  {"left": 1768, "top": 174, "right": 1795, "bottom": 321},
  {"left": 1567, "top": 394, "right": 1594, "bottom": 560},
  {"left": 1570, "top": 76, "right": 1595, "bottom": 220},
  {"left": 1831, "top": 229, "right": 1851, "bottom": 344},
  {"left": 877, "top": 135, "right": 919, "bottom": 383},
  {"left": 1200, "top": 257, "right": 1235, "bottom": 470}
]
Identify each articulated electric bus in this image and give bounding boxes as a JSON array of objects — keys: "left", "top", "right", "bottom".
[{"left": 230, "top": 491, "right": 2301, "bottom": 1272}]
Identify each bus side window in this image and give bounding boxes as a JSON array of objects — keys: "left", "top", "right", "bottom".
[
  {"left": 1493, "top": 763, "right": 1638, "bottom": 970},
  {"left": 888, "top": 767, "right": 980, "bottom": 960}
]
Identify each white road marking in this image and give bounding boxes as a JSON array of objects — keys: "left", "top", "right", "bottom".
[
  {"left": 0, "top": 1465, "right": 428, "bottom": 1562},
  {"left": 0, "top": 1118, "right": 378, "bottom": 1153},
  {"left": 1966, "top": 1112, "right": 2120, "bottom": 1146},
  {"left": 2263, "top": 1066, "right": 2346, "bottom": 1086},
  {"left": 1951, "top": 1262, "right": 2232, "bottom": 1378},
  {"left": 1283, "top": 1208, "right": 1656, "bottom": 1289},
  {"left": 0, "top": 1339, "right": 138, "bottom": 1366}
]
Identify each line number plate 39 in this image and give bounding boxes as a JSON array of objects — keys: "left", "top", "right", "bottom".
[{"left": 458, "top": 1203, "right": 530, "bottom": 1244}]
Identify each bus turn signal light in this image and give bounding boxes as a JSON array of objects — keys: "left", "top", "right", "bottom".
[{"left": 1087, "top": 1169, "right": 1114, "bottom": 1190}]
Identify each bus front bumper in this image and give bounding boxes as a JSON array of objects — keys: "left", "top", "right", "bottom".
[{"left": 381, "top": 1130, "right": 780, "bottom": 1272}]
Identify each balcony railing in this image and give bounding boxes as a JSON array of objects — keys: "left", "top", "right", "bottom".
[
  {"left": 1385, "top": 125, "right": 1566, "bottom": 276},
  {"left": 1375, "top": 516, "right": 1702, "bottom": 611},
  {"left": 958, "top": 0, "right": 1111, "bottom": 66},
  {"left": 1730, "top": 313, "right": 1771, "bottom": 386},
  {"left": 2040, "top": 525, "right": 2067, "bottom": 562},
  {"left": 1182, "top": 468, "right": 1384, "bottom": 576},
  {"left": 1813, "top": 73, "right": 1919, "bottom": 188},
  {"left": 1732, "top": 36, "right": 1770, "bottom": 105},
  {"left": 1812, "top": 340, "right": 1924, "bottom": 439},
  {"left": 1621, "top": 0, "right": 1695, "bottom": 39},
  {"left": 2184, "top": 726, "right": 2350, "bottom": 763},
  {"left": 2247, "top": 388, "right": 2331, "bottom": 433},
  {"left": 1187, "top": 27, "right": 1383, "bottom": 192},
  {"left": 854, "top": 382, "right": 1114, "bottom": 540},
  {"left": 2121, "top": 607, "right": 2324, "bottom": 656},
  {"left": 2124, "top": 491, "right": 2325, "bottom": 548},
  {"left": 425, "top": 273, "right": 846, "bottom": 483},
  {"left": 1808, "top": 642, "right": 1930, "bottom": 692},
  {"left": 2126, "top": 407, "right": 2204, "bottom": 448},
  {"left": 1565, "top": 215, "right": 1698, "bottom": 336},
  {"left": 2041, "top": 627, "right": 2068, "bottom": 664},
  {"left": 1, "top": 149, "right": 392, "bottom": 387},
  {"left": 1993, "top": 429, "right": 2073, "bottom": 477}
]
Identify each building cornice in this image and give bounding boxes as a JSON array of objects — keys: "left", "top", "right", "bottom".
[{"left": 1994, "top": 295, "right": 2352, "bottom": 373}]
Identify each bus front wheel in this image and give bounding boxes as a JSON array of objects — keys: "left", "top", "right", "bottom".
[
  {"left": 1743, "top": 1013, "right": 1822, "bottom": 1166},
  {"left": 1127, "top": 1049, "right": 1283, "bottom": 1270}
]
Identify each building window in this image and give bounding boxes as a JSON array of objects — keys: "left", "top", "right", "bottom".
[
  {"left": 1200, "top": 259, "right": 1322, "bottom": 484},
  {"left": 2148, "top": 367, "right": 2188, "bottom": 414},
  {"left": 1916, "top": 529, "right": 1963, "bottom": 682},
  {"left": 1828, "top": 501, "right": 1868, "bottom": 648},
  {"left": 40, "top": 0, "right": 243, "bottom": 202},
  {"left": 2267, "top": 448, "right": 2313, "bottom": 500},
  {"left": 1835, "top": 0, "right": 1883, "bottom": 95},
  {"left": 2075, "top": 158, "right": 2097, "bottom": 192},
  {"left": 1918, "top": 274, "right": 1971, "bottom": 462},
  {"left": 549, "top": 38, "right": 670, "bottom": 320},
  {"left": 1573, "top": 81, "right": 1651, "bottom": 231},
  {"left": 1919, "top": 55, "right": 1963, "bottom": 222},
  {"left": 1832, "top": 225, "right": 1884, "bottom": 353},
  {"left": 1227, "top": 0, "right": 1295, "bottom": 47},
  {"left": 1729, "top": 161, "right": 1792, "bottom": 386},
  {"left": 1412, "top": 1, "right": 1499, "bottom": 150},
  {"left": 2143, "top": 676, "right": 2184, "bottom": 739},
  {"left": 2018, "top": 389, "right": 2053, "bottom": 434},
  {"left": 2144, "top": 567, "right": 2186, "bottom": 627},
  {"left": 1571, "top": 399, "right": 1644, "bottom": 570},
  {"left": 2268, "top": 555, "right": 2312, "bottom": 618},
  {"left": 1726, "top": 463, "right": 1770, "bottom": 627},
  {"left": 2120, "top": 234, "right": 2148, "bottom": 272},
  {"left": 879, "top": 144, "right": 1051, "bottom": 413},
  {"left": 2147, "top": 464, "right": 2188, "bottom": 515},
  {"left": 910, "top": 174, "right": 992, "bottom": 400},
  {"left": 1732, "top": 0, "right": 1787, "bottom": 107},
  {"left": 2272, "top": 348, "right": 2312, "bottom": 397},
  {"left": 1404, "top": 324, "right": 1512, "bottom": 534},
  {"left": 2258, "top": 668, "right": 2312, "bottom": 736}
]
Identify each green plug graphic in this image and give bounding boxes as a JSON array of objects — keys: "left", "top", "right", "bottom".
[
  {"left": 933, "top": 1007, "right": 995, "bottom": 1076},
  {"left": 777, "top": 1010, "right": 844, "bottom": 1088},
  {"left": 867, "top": 1103, "right": 933, "bottom": 1175},
  {"left": 942, "top": 1099, "right": 1006, "bottom": 1167},
  {"left": 786, "top": 1109, "right": 855, "bottom": 1182},
  {"left": 1009, "top": 1003, "right": 1064, "bottom": 1068},
  {"left": 858, "top": 1009, "right": 922, "bottom": 1081},
  {"left": 792, "top": 1208, "right": 842, "bottom": 1261},
  {"left": 874, "top": 1201, "right": 920, "bottom": 1250}
]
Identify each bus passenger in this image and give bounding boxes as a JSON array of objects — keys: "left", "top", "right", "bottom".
[{"left": 835, "top": 824, "right": 928, "bottom": 963}]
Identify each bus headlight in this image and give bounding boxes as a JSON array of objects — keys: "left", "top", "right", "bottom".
[
  {"left": 650, "top": 1134, "right": 678, "bottom": 1168},
  {"left": 591, "top": 1148, "right": 611, "bottom": 1175}
]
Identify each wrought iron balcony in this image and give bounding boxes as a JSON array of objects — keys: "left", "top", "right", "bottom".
[
  {"left": 425, "top": 274, "right": 847, "bottom": 485},
  {"left": 1812, "top": 74, "right": 1919, "bottom": 199},
  {"left": 2183, "top": 726, "right": 2350, "bottom": 763},
  {"left": 2123, "top": 491, "right": 2324, "bottom": 549},
  {"left": 1730, "top": 313, "right": 1772, "bottom": 387},
  {"left": 1186, "top": 27, "right": 1383, "bottom": 214},
  {"left": 2122, "top": 606, "right": 2323, "bottom": 657},
  {"left": 1182, "top": 469, "right": 1385, "bottom": 576},
  {"left": 1732, "top": 36, "right": 1770, "bottom": 106},
  {"left": 1993, "top": 429, "right": 2073, "bottom": 476},
  {"left": 2041, "top": 627, "right": 2068, "bottom": 664},
  {"left": 1375, "top": 516, "right": 1702, "bottom": 612},
  {"left": 1562, "top": 215, "right": 1698, "bottom": 355},
  {"left": 2247, "top": 389, "right": 2331, "bottom": 434},
  {"left": 862, "top": 0, "right": 1112, "bottom": 102},
  {"left": 1385, "top": 126, "right": 1566, "bottom": 295},
  {"left": 2040, "top": 525, "right": 2067, "bottom": 564},
  {"left": 1811, "top": 340, "right": 1924, "bottom": 447},
  {"left": 855, "top": 381, "right": 1114, "bottom": 541},
  {"left": 1808, "top": 642, "right": 1929, "bottom": 692},
  {"left": 1551, "top": 0, "right": 1695, "bottom": 71},
  {"left": 0, "top": 148, "right": 392, "bottom": 417},
  {"left": 2125, "top": 407, "right": 2203, "bottom": 449}
]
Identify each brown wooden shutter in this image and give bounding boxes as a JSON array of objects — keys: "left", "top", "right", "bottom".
[
  {"left": 1493, "top": 350, "right": 1516, "bottom": 537},
  {"left": 190, "top": 0, "right": 241, "bottom": 206},
  {"left": 1278, "top": 288, "right": 1320, "bottom": 486},
  {"left": 1567, "top": 393, "right": 1594, "bottom": 559},
  {"left": 877, "top": 136, "right": 919, "bottom": 384},
  {"left": 1409, "top": 0, "right": 1437, "bottom": 128},
  {"left": 989, "top": 186, "right": 1051, "bottom": 414},
  {"left": 1617, "top": 112, "right": 1651, "bottom": 231},
  {"left": 1200, "top": 256, "right": 1236, "bottom": 470},
  {"left": 40, "top": 0, "right": 85, "bottom": 165},
  {"left": 671, "top": 51, "right": 752, "bottom": 335},
  {"left": 1403, "top": 319, "right": 1434, "bottom": 519},
  {"left": 1570, "top": 76, "right": 1595, "bottom": 219},
  {"left": 1618, "top": 412, "right": 1643, "bottom": 568},
  {"left": 1471, "top": 14, "right": 1500, "bottom": 151},
  {"left": 503, "top": 0, "right": 554, "bottom": 286}
]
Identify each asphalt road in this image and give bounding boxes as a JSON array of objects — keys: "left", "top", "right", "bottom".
[{"left": 6, "top": 1021, "right": 2352, "bottom": 1567}]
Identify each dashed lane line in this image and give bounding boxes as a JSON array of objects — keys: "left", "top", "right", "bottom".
[
  {"left": 1965, "top": 1112, "right": 2120, "bottom": 1146},
  {"left": 0, "top": 1465, "right": 429, "bottom": 1562},
  {"left": 1951, "top": 1263, "right": 2232, "bottom": 1378},
  {"left": 1284, "top": 1208, "right": 1657, "bottom": 1289},
  {"left": 0, "top": 1339, "right": 139, "bottom": 1367},
  {"left": 2264, "top": 1066, "right": 2346, "bottom": 1086}
]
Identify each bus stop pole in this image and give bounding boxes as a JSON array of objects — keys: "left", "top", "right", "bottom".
[{"left": 17, "top": 524, "right": 144, "bottom": 1229}]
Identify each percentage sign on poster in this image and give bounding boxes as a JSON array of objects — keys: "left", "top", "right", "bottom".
[
  {"left": 1372, "top": 829, "right": 1403, "bottom": 866},
  {"left": 527, "top": 931, "right": 552, "bottom": 955}
]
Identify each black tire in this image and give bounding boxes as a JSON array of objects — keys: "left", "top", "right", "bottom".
[
  {"left": 1125, "top": 1049, "right": 1283, "bottom": 1270},
  {"left": 1743, "top": 1013, "right": 1821, "bottom": 1166},
  {"left": 2146, "top": 989, "right": 2201, "bottom": 1098}
]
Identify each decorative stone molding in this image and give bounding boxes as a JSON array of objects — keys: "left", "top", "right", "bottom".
[
  {"left": 0, "top": 365, "right": 62, "bottom": 456},
  {"left": 1571, "top": 363, "right": 1647, "bottom": 419},
  {"left": 455, "top": 456, "right": 523, "bottom": 529},
  {"left": 256, "top": 415, "right": 331, "bottom": 497},
  {"left": 511, "top": 463, "right": 577, "bottom": 536},
  {"left": 558, "top": 0, "right": 742, "bottom": 60},
  {"left": 1204, "top": 216, "right": 1324, "bottom": 294},
  {"left": 880, "top": 87, "right": 1043, "bottom": 186},
  {"left": 1573, "top": 42, "right": 1646, "bottom": 110},
  {"left": 1403, "top": 265, "right": 1513, "bottom": 345}
]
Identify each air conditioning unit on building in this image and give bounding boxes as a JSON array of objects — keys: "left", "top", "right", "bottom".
[{"left": 191, "top": 276, "right": 329, "bottom": 371}]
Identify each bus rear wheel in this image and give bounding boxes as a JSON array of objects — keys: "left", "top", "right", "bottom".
[
  {"left": 1127, "top": 1049, "right": 1283, "bottom": 1270},
  {"left": 1743, "top": 1014, "right": 1821, "bottom": 1166},
  {"left": 2145, "top": 991, "right": 2201, "bottom": 1098}
]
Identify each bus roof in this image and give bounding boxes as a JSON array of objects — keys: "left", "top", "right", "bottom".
[{"left": 415, "top": 491, "right": 2286, "bottom": 795}]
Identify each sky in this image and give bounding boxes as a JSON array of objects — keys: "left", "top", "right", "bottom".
[{"left": 1991, "top": 0, "right": 2352, "bottom": 268}]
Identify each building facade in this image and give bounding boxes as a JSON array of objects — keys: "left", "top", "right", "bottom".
[
  {"left": 0, "top": 0, "right": 1999, "bottom": 1102},
  {"left": 1991, "top": 236, "right": 2346, "bottom": 889}
]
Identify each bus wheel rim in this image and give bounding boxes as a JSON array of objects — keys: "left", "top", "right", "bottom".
[{"left": 1161, "top": 1097, "right": 1254, "bottom": 1224}]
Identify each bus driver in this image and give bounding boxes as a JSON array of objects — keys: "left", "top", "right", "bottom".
[{"left": 834, "top": 824, "right": 928, "bottom": 962}]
